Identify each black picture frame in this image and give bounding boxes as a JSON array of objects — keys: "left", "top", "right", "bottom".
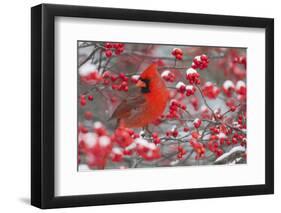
[{"left": 31, "top": 3, "right": 274, "bottom": 209}]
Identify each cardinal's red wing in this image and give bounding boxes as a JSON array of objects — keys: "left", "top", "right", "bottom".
[{"left": 110, "top": 95, "right": 146, "bottom": 120}]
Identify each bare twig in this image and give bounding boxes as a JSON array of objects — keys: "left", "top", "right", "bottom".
[
  {"left": 195, "top": 85, "right": 217, "bottom": 119},
  {"left": 78, "top": 46, "right": 100, "bottom": 68}
]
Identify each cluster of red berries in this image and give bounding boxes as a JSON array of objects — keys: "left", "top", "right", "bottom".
[
  {"left": 209, "top": 131, "right": 228, "bottom": 146},
  {"left": 104, "top": 42, "right": 125, "bottom": 58},
  {"left": 151, "top": 132, "right": 161, "bottom": 144},
  {"left": 111, "top": 147, "right": 124, "bottom": 162},
  {"left": 222, "top": 80, "right": 235, "bottom": 97},
  {"left": 222, "top": 80, "right": 246, "bottom": 98},
  {"left": 231, "top": 131, "right": 246, "bottom": 147},
  {"left": 78, "top": 123, "right": 112, "bottom": 169},
  {"left": 186, "top": 68, "right": 200, "bottom": 85},
  {"left": 193, "top": 118, "right": 202, "bottom": 129},
  {"left": 166, "top": 128, "right": 179, "bottom": 138},
  {"left": 80, "top": 94, "right": 94, "bottom": 107},
  {"left": 225, "top": 99, "right": 238, "bottom": 112},
  {"left": 207, "top": 140, "right": 224, "bottom": 157},
  {"left": 191, "top": 54, "right": 209, "bottom": 70},
  {"left": 171, "top": 48, "right": 183, "bottom": 60},
  {"left": 190, "top": 140, "right": 206, "bottom": 160},
  {"left": 176, "top": 82, "right": 196, "bottom": 96},
  {"left": 177, "top": 146, "right": 187, "bottom": 159},
  {"left": 80, "top": 70, "right": 102, "bottom": 85},
  {"left": 202, "top": 82, "right": 220, "bottom": 99},
  {"left": 111, "top": 127, "right": 134, "bottom": 148},
  {"left": 236, "top": 80, "right": 246, "bottom": 96},
  {"left": 161, "top": 70, "right": 176, "bottom": 82},
  {"left": 207, "top": 123, "right": 246, "bottom": 151},
  {"left": 102, "top": 71, "right": 130, "bottom": 92},
  {"left": 235, "top": 114, "right": 246, "bottom": 130},
  {"left": 78, "top": 122, "right": 165, "bottom": 168},
  {"left": 135, "top": 138, "right": 161, "bottom": 161},
  {"left": 233, "top": 55, "right": 246, "bottom": 68},
  {"left": 166, "top": 100, "right": 187, "bottom": 120}
]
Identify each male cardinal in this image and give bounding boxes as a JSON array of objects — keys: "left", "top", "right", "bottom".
[{"left": 111, "top": 63, "right": 169, "bottom": 128}]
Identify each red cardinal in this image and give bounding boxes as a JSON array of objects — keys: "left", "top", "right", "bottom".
[{"left": 111, "top": 64, "right": 169, "bottom": 128}]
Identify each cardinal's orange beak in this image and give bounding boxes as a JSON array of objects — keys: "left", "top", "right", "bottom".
[{"left": 136, "top": 80, "right": 146, "bottom": 88}]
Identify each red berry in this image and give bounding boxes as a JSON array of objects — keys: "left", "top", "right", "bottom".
[
  {"left": 177, "top": 153, "right": 183, "bottom": 159},
  {"left": 181, "top": 105, "right": 187, "bottom": 110},
  {"left": 124, "top": 86, "right": 129, "bottom": 92},
  {"left": 193, "top": 119, "right": 202, "bottom": 128},
  {"left": 105, "top": 49, "right": 112, "bottom": 57},
  {"left": 88, "top": 95, "right": 93, "bottom": 101},
  {"left": 105, "top": 42, "right": 112, "bottom": 48},
  {"left": 102, "top": 71, "right": 111, "bottom": 78},
  {"left": 230, "top": 106, "right": 236, "bottom": 112},
  {"left": 176, "top": 54, "right": 183, "bottom": 60},
  {"left": 103, "top": 79, "right": 110, "bottom": 85},
  {"left": 84, "top": 111, "right": 93, "bottom": 120},
  {"left": 152, "top": 132, "right": 158, "bottom": 138},
  {"left": 121, "top": 81, "right": 127, "bottom": 87},
  {"left": 119, "top": 72, "right": 125, "bottom": 79},
  {"left": 200, "top": 54, "right": 208, "bottom": 61},
  {"left": 172, "top": 48, "right": 183, "bottom": 58},
  {"left": 154, "top": 138, "right": 161, "bottom": 144},
  {"left": 172, "top": 130, "right": 178, "bottom": 137},
  {"left": 110, "top": 74, "right": 118, "bottom": 82},
  {"left": 80, "top": 98, "right": 86, "bottom": 106}
]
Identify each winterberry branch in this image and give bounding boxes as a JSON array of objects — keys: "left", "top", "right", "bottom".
[{"left": 78, "top": 46, "right": 100, "bottom": 68}]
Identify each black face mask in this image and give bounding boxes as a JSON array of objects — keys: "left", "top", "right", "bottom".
[{"left": 139, "top": 78, "right": 150, "bottom": 94}]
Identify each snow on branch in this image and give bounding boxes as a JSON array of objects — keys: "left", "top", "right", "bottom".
[{"left": 214, "top": 146, "right": 246, "bottom": 165}]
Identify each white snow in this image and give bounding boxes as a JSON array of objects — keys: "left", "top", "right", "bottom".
[
  {"left": 223, "top": 80, "right": 235, "bottom": 89},
  {"left": 193, "top": 118, "right": 200, "bottom": 124},
  {"left": 186, "top": 68, "right": 197, "bottom": 75},
  {"left": 135, "top": 138, "right": 156, "bottom": 150},
  {"left": 232, "top": 121, "right": 239, "bottom": 128},
  {"left": 112, "top": 147, "right": 123, "bottom": 154},
  {"left": 99, "top": 136, "right": 111, "bottom": 147},
  {"left": 176, "top": 81, "right": 186, "bottom": 89},
  {"left": 236, "top": 80, "right": 246, "bottom": 90},
  {"left": 125, "top": 142, "right": 137, "bottom": 150},
  {"left": 170, "top": 159, "right": 180, "bottom": 166},
  {"left": 171, "top": 125, "right": 177, "bottom": 132},
  {"left": 78, "top": 164, "right": 90, "bottom": 171},
  {"left": 139, "top": 130, "right": 145, "bottom": 137},
  {"left": 185, "top": 85, "right": 194, "bottom": 91},
  {"left": 93, "top": 121, "right": 103, "bottom": 129},
  {"left": 217, "top": 132, "right": 226, "bottom": 139},
  {"left": 204, "top": 81, "right": 213, "bottom": 87},
  {"left": 194, "top": 55, "right": 201, "bottom": 61},
  {"left": 161, "top": 70, "right": 171, "bottom": 77},
  {"left": 82, "top": 132, "right": 98, "bottom": 148},
  {"left": 131, "top": 75, "right": 140, "bottom": 81},
  {"left": 79, "top": 61, "right": 97, "bottom": 76},
  {"left": 200, "top": 105, "right": 208, "bottom": 112},
  {"left": 215, "top": 146, "right": 246, "bottom": 163},
  {"left": 146, "top": 150, "right": 153, "bottom": 157}
]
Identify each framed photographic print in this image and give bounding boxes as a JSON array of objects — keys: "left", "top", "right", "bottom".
[{"left": 31, "top": 3, "right": 274, "bottom": 209}]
